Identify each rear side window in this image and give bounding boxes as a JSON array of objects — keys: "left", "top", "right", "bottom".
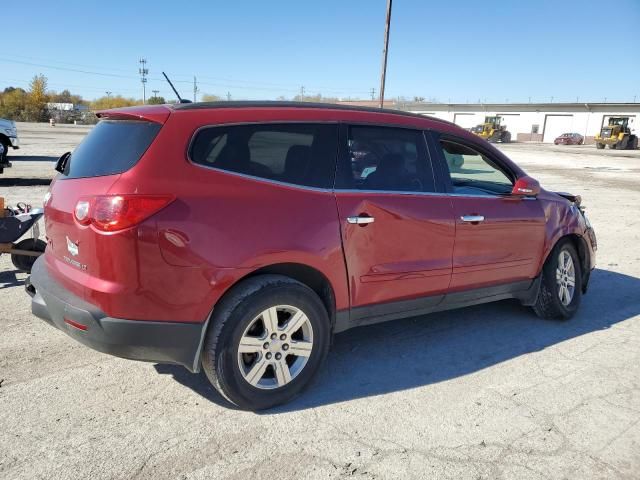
[
  {"left": 63, "top": 120, "right": 161, "bottom": 179},
  {"left": 190, "top": 123, "right": 338, "bottom": 188}
]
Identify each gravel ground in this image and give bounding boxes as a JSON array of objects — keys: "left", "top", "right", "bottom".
[{"left": 1, "top": 122, "right": 640, "bottom": 480}]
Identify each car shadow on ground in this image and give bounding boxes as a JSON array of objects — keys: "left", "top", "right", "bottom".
[
  {"left": 9, "top": 155, "right": 58, "bottom": 162},
  {"left": 0, "top": 178, "right": 53, "bottom": 187},
  {"left": 0, "top": 269, "right": 25, "bottom": 289},
  {"left": 155, "top": 268, "right": 640, "bottom": 412}
]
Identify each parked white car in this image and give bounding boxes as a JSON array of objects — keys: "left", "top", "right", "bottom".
[{"left": 0, "top": 118, "right": 19, "bottom": 172}]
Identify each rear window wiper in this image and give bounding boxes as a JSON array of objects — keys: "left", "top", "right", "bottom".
[{"left": 55, "top": 151, "right": 71, "bottom": 174}]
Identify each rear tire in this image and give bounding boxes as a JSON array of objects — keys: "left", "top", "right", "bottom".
[
  {"left": 629, "top": 136, "right": 638, "bottom": 150},
  {"left": 201, "top": 275, "right": 331, "bottom": 410},
  {"left": 596, "top": 143, "right": 605, "bottom": 149},
  {"left": 0, "top": 140, "right": 8, "bottom": 165},
  {"left": 11, "top": 239, "right": 46, "bottom": 273},
  {"left": 532, "top": 240, "right": 582, "bottom": 320}
]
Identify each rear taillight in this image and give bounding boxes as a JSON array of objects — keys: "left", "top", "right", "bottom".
[{"left": 74, "top": 195, "right": 174, "bottom": 232}]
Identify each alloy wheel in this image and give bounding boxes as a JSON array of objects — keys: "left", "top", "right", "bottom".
[
  {"left": 237, "top": 305, "right": 314, "bottom": 390},
  {"left": 555, "top": 250, "right": 576, "bottom": 306}
]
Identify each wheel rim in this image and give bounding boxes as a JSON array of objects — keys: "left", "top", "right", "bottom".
[
  {"left": 556, "top": 250, "right": 576, "bottom": 306},
  {"left": 237, "top": 305, "right": 313, "bottom": 390}
]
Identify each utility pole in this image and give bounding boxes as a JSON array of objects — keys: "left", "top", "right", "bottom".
[
  {"left": 152, "top": 90, "right": 159, "bottom": 99},
  {"left": 193, "top": 76, "right": 199, "bottom": 102},
  {"left": 227, "top": 92, "right": 231, "bottom": 101},
  {"left": 300, "top": 86, "right": 305, "bottom": 101},
  {"left": 378, "top": 0, "right": 392, "bottom": 109},
  {"left": 370, "top": 88, "right": 376, "bottom": 101},
  {"left": 105, "top": 91, "right": 112, "bottom": 98},
  {"left": 138, "top": 58, "right": 148, "bottom": 104}
]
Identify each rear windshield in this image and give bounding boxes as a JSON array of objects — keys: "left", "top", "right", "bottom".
[{"left": 62, "top": 120, "right": 161, "bottom": 179}]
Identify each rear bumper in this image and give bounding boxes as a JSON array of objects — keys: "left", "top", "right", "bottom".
[{"left": 27, "top": 256, "right": 206, "bottom": 372}]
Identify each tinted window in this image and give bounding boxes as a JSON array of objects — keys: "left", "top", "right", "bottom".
[
  {"left": 337, "top": 126, "right": 435, "bottom": 192},
  {"left": 190, "top": 124, "right": 338, "bottom": 188},
  {"left": 62, "top": 120, "right": 161, "bottom": 179},
  {"left": 440, "top": 139, "right": 513, "bottom": 195}
]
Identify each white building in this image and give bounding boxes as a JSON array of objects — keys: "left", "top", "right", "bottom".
[{"left": 406, "top": 102, "right": 639, "bottom": 144}]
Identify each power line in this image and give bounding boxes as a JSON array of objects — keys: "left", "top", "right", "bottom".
[{"left": 0, "top": 57, "right": 370, "bottom": 95}]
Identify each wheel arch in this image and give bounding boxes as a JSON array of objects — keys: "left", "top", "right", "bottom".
[
  {"left": 542, "top": 233, "right": 590, "bottom": 293},
  {"left": 192, "top": 262, "right": 338, "bottom": 373},
  {"left": 243, "top": 263, "right": 337, "bottom": 328}
]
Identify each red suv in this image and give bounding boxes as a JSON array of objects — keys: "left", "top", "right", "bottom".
[{"left": 27, "top": 102, "right": 596, "bottom": 409}]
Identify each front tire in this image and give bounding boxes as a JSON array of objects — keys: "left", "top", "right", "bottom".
[
  {"left": 533, "top": 240, "right": 582, "bottom": 320},
  {"left": 201, "top": 275, "right": 330, "bottom": 410}
]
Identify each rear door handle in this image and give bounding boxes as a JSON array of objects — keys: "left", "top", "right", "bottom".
[
  {"left": 347, "top": 216, "right": 375, "bottom": 225},
  {"left": 460, "top": 215, "right": 485, "bottom": 223}
]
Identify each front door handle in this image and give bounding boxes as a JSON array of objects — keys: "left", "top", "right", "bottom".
[
  {"left": 460, "top": 215, "right": 485, "bottom": 223},
  {"left": 347, "top": 216, "right": 375, "bottom": 225}
]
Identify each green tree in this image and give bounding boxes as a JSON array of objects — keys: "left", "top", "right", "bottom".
[
  {"left": 201, "top": 93, "right": 221, "bottom": 102},
  {"left": 0, "top": 88, "right": 28, "bottom": 120},
  {"left": 26, "top": 74, "right": 50, "bottom": 121},
  {"left": 147, "top": 96, "right": 166, "bottom": 105},
  {"left": 292, "top": 93, "right": 339, "bottom": 103},
  {"left": 90, "top": 95, "right": 141, "bottom": 110}
]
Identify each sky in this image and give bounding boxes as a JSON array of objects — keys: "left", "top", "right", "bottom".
[{"left": 1, "top": 0, "right": 639, "bottom": 103}]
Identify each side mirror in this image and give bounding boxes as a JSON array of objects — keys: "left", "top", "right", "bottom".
[{"left": 512, "top": 176, "right": 540, "bottom": 197}]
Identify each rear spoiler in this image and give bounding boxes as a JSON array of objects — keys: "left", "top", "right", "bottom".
[{"left": 95, "top": 105, "right": 171, "bottom": 124}]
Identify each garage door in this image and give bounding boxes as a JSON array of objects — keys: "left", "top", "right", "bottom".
[
  {"left": 543, "top": 115, "right": 574, "bottom": 143},
  {"left": 453, "top": 113, "right": 476, "bottom": 129}
]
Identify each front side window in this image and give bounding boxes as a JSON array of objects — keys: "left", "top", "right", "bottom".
[
  {"left": 190, "top": 123, "right": 338, "bottom": 188},
  {"left": 337, "top": 126, "right": 435, "bottom": 192},
  {"left": 440, "top": 139, "right": 514, "bottom": 196}
]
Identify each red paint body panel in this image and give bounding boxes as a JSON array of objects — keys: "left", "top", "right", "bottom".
[
  {"left": 335, "top": 192, "right": 455, "bottom": 306},
  {"left": 449, "top": 197, "right": 546, "bottom": 290},
  {"left": 41, "top": 103, "right": 596, "bottom": 330}
]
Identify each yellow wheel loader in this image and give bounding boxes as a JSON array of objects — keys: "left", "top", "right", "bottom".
[
  {"left": 595, "top": 117, "right": 638, "bottom": 150},
  {"left": 471, "top": 116, "right": 511, "bottom": 143}
]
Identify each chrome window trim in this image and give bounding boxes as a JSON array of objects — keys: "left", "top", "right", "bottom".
[
  {"left": 185, "top": 121, "right": 537, "bottom": 200},
  {"left": 334, "top": 188, "right": 537, "bottom": 200},
  {"left": 186, "top": 162, "right": 334, "bottom": 193}
]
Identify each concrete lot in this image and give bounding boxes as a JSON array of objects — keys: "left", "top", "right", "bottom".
[{"left": 1, "top": 122, "right": 640, "bottom": 479}]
